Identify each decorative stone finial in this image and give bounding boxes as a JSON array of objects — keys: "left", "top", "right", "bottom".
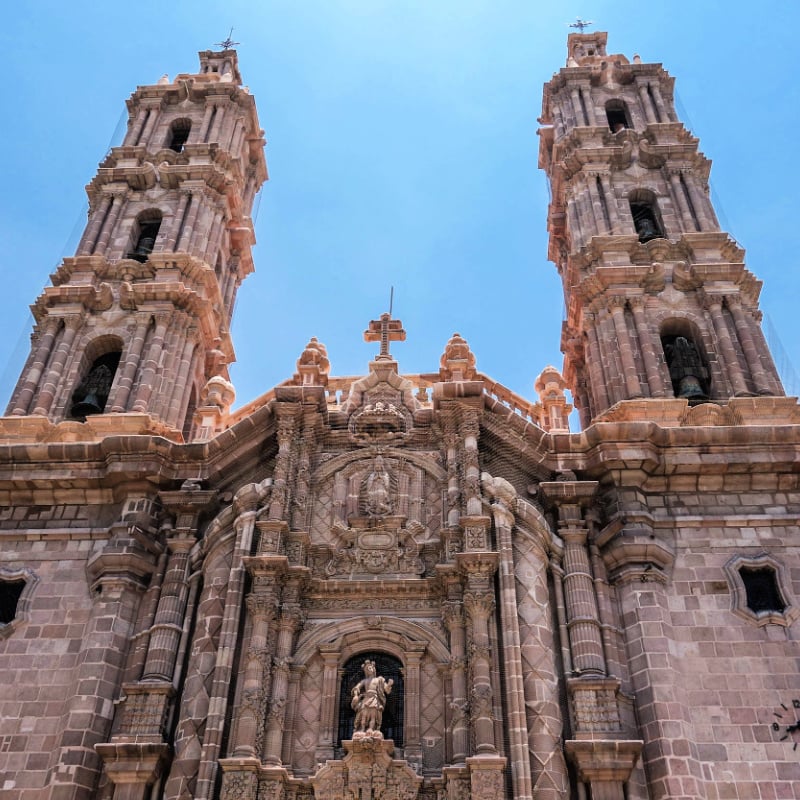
[
  {"left": 439, "top": 333, "right": 477, "bottom": 381},
  {"left": 534, "top": 366, "right": 572, "bottom": 432},
  {"left": 294, "top": 337, "right": 330, "bottom": 386},
  {"left": 200, "top": 375, "right": 235, "bottom": 411}
]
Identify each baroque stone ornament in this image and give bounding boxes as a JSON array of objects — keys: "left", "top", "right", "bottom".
[{"left": 312, "top": 737, "right": 422, "bottom": 800}]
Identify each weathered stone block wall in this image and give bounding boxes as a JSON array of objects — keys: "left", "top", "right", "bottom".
[
  {"left": 0, "top": 536, "right": 95, "bottom": 798},
  {"left": 617, "top": 482, "right": 800, "bottom": 799}
]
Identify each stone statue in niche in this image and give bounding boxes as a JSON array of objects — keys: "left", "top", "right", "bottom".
[
  {"left": 664, "top": 335, "right": 708, "bottom": 401},
  {"left": 365, "top": 455, "right": 393, "bottom": 517},
  {"left": 351, "top": 659, "right": 394, "bottom": 738}
]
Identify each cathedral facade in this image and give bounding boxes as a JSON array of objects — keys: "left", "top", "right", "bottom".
[{"left": 0, "top": 32, "right": 798, "bottom": 800}]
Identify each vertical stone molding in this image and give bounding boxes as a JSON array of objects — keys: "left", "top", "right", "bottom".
[
  {"left": 457, "top": 406, "right": 483, "bottom": 517},
  {"left": 132, "top": 314, "right": 170, "bottom": 413},
  {"left": 268, "top": 405, "right": 299, "bottom": 520},
  {"left": 702, "top": 294, "right": 749, "bottom": 396},
  {"left": 725, "top": 295, "right": 774, "bottom": 394},
  {"left": 442, "top": 587, "right": 469, "bottom": 764},
  {"left": 628, "top": 297, "right": 665, "bottom": 397},
  {"left": 483, "top": 474, "right": 533, "bottom": 800},
  {"left": 32, "top": 315, "right": 82, "bottom": 416},
  {"left": 230, "top": 577, "right": 280, "bottom": 758},
  {"left": 263, "top": 573, "right": 307, "bottom": 765},
  {"left": 457, "top": 552, "right": 499, "bottom": 755}
]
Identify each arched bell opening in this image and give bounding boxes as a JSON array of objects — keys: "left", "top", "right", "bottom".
[
  {"left": 605, "top": 98, "right": 632, "bottom": 133},
  {"left": 167, "top": 119, "right": 192, "bottom": 153},
  {"left": 69, "top": 337, "right": 123, "bottom": 420},
  {"left": 628, "top": 189, "right": 666, "bottom": 243},
  {"left": 337, "top": 651, "right": 404, "bottom": 749},
  {"left": 660, "top": 319, "right": 710, "bottom": 404},
  {"left": 127, "top": 210, "right": 163, "bottom": 263}
]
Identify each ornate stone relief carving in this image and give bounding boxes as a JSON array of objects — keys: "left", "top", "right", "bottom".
[{"left": 312, "top": 738, "right": 422, "bottom": 800}]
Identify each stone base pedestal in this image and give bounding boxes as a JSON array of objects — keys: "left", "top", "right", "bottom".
[
  {"left": 313, "top": 737, "right": 422, "bottom": 800},
  {"left": 95, "top": 741, "right": 170, "bottom": 800},
  {"left": 466, "top": 755, "right": 507, "bottom": 799},
  {"left": 565, "top": 739, "right": 643, "bottom": 800}
]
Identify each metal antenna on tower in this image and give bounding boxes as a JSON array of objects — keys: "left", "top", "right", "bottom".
[
  {"left": 389, "top": 286, "right": 394, "bottom": 317},
  {"left": 216, "top": 27, "right": 240, "bottom": 50},
  {"left": 568, "top": 18, "right": 593, "bottom": 32}
]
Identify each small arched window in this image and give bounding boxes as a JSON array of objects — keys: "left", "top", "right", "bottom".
[
  {"left": 337, "top": 652, "right": 404, "bottom": 747},
  {"left": 70, "top": 350, "right": 122, "bottom": 419},
  {"left": 605, "top": 99, "right": 631, "bottom": 133},
  {"left": 128, "top": 211, "right": 162, "bottom": 263},
  {"left": 660, "top": 322, "right": 710, "bottom": 403},
  {"left": 168, "top": 120, "right": 192, "bottom": 153},
  {"left": 629, "top": 191, "right": 665, "bottom": 243}
]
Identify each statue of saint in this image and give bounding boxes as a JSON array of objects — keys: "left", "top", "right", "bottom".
[
  {"left": 365, "top": 456, "right": 392, "bottom": 516},
  {"left": 351, "top": 659, "right": 394, "bottom": 736}
]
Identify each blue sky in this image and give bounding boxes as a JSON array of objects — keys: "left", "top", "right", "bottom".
[{"left": 2, "top": 1, "right": 799, "bottom": 423}]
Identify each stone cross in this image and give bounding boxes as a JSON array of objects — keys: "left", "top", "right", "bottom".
[{"left": 364, "top": 313, "right": 406, "bottom": 360}]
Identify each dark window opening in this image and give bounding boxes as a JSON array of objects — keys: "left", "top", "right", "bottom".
[
  {"left": 0, "top": 580, "right": 25, "bottom": 625},
  {"left": 630, "top": 201, "right": 664, "bottom": 243},
  {"left": 70, "top": 351, "right": 121, "bottom": 420},
  {"left": 740, "top": 567, "right": 786, "bottom": 614},
  {"left": 661, "top": 334, "right": 709, "bottom": 403},
  {"left": 168, "top": 121, "right": 191, "bottom": 153},
  {"left": 182, "top": 385, "right": 197, "bottom": 442},
  {"left": 337, "top": 652, "right": 404, "bottom": 747},
  {"left": 606, "top": 100, "right": 631, "bottom": 133},
  {"left": 128, "top": 214, "right": 162, "bottom": 262}
]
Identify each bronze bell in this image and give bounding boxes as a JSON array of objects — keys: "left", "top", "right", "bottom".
[{"left": 71, "top": 391, "right": 104, "bottom": 419}]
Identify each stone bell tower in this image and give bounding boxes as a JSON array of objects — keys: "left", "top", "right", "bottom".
[
  {"left": 539, "top": 31, "right": 783, "bottom": 427},
  {"left": 5, "top": 49, "right": 267, "bottom": 437}
]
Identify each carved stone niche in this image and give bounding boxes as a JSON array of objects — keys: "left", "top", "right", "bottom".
[{"left": 312, "top": 737, "right": 422, "bottom": 800}]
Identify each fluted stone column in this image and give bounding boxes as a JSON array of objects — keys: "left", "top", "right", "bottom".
[
  {"left": 11, "top": 316, "right": 61, "bottom": 415},
  {"left": 636, "top": 81, "right": 657, "bottom": 124},
  {"left": 584, "top": 313, "right": 610, "bottom": 413},
  {"left": 33, "top": 315, "right": 82, "bottom": 416},
  {"left": 540, "top": 481, "right": 604, "bottom": 675},
  {"left": 704, "top": 295, "right": 749, "bottom": 396},
  {"left": 726, "top": 295, "right": 772, "bottom": 394},
  {"left": 628, "top": 297, "right": 665, "bottom": 397},
  {"left": 608, "top": 298, "right": 642, "bottom": 399},
  {"left": 132, "top": 314, "right": 170, "bottom": 413},
  {"left": 109, "top": 316, "right": 151, "bottom": 412}
]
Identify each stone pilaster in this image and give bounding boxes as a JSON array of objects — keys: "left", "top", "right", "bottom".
[
  {"left": 263, "top": 571, "right": 307, "bottom": 765},
  {"left": 457, "top": 550, "right": 498, "bottom": 756}
]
